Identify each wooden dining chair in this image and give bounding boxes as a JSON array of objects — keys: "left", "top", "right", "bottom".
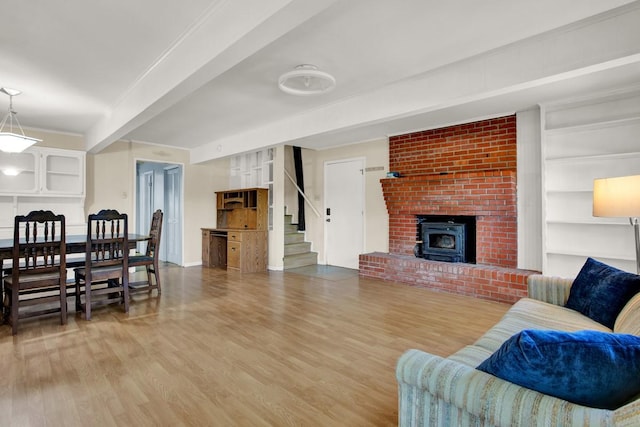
[
  {"left": 2, "top": 210, "right": 67, "bottom": 335},
  {"left": 129, "top": 209, "right": 163, "bottom": 295},
  {"left": 74, "top": 209, "right": 129, "bottom": 320}
]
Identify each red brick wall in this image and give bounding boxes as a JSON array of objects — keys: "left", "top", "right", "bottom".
[
  {"left": 385, "top": 115, "right": 518, "bottom": 268},
  {"left": 389, "top": 116, "right": 517, "bottom": 176},
  {"left": 359, "top": 115, "right": 530, "bottom": 304}
]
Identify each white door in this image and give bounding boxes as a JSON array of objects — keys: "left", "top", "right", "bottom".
[
  {"left": 324, "top": 158, "right": 364, "bottom": 269},
  {"left": 138, "top": 171, "right": 154, "bottom": 253},
  {"left": 164, "top": 166, "right": 182, "bottom": 265}
]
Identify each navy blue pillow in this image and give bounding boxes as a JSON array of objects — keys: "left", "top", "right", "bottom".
[
  {"left": 565, "top": 257, "right": 640, "bottom": 329},
  {"left": 477, "top": 329, "right": 640, "bottom": 409}
]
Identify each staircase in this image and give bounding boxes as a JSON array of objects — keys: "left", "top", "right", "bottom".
[{"left": 283, "top": 214, "right": 317, "bottom": 269}]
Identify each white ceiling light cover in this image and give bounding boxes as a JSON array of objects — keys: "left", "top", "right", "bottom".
[{"left": 278, "top": 64, "right": 336, "bottom": 96}]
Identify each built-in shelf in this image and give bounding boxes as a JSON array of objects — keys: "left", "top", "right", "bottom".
[
  {"left": 47, "top": 170, "right": 80, "bottom": 176},
  {"left": 544, "top": 115, "right": 640, "bottom": 134},
  {"left": 229, "top": 147, "right": 274, "bottom": 230},
  {"left": 546, "top": 219, "right": 629, "bottom": 226},
  {"left": 545, "top": 151, "right": 640, "bottom": 164},
  {"left": 546, "top": 250, "right": 636, "bottom": 262},
  {"left": 541, "top": 87, "right": 640, "bottom": 277}
]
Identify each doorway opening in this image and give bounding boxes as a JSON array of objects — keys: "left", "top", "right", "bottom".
[{"left": 135, "top": 160, "right": 184, "bottom": 266}]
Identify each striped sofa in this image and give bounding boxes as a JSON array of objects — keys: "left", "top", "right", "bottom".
[{"left": 396, "top": 274, "right": 640, "bottom": 426}]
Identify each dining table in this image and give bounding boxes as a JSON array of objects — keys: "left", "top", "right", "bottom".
[{"left": 0, "top": 234, "right": 149, "bottom": 264}]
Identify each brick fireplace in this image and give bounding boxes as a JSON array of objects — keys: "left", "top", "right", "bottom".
[{"left": 359, "top": 115, "right": 538, "bottom": 303}]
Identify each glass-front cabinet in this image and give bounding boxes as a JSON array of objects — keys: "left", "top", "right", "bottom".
[
  {"left": 0, "top": 147, "right": 86, "bottom": 239},
  {"left": 0, "top": 151, "right": 37, "bottom": 193},
  {"left": 0, "top": 147, "right": 85, "bottom": 196},
  {"left": 41, "top": 149, "right": 84, "bottom": 195}
]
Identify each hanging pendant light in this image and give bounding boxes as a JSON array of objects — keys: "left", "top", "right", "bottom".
[
  {"left": 0, "top": 87, "right": 42, "bottom": 153},
  {"left": 278, "top": 64, "right": 336, "bottom": 96}
]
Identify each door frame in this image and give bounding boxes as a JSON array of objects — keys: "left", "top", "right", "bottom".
[
  {"left": 133, "top": 158, "right": 185, "bottom": 266},
  {"left": 138, "top": 170, "right": 154, "bottom": 253},
  {"left": 323, "top": 157, "right": 365, "bottom": 268}
]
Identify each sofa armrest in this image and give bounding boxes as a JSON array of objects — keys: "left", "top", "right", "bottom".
[
  {"left": 397, "top": 349, "right": 619, "bottom": 426},
  {"left": 527, "top": 274, "right": 573, "bottom": 306}
]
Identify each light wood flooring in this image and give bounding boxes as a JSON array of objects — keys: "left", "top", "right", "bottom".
[{"left": 0, "top": 264, "right": 510, "bottom": 426}]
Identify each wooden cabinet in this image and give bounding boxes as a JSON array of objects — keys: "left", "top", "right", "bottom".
[
  {"left": 226, "top": 230, "right": 267, "bottom": 272},
  {"left": 216, "top": 188, "right": 268, "bottom": 230},
  {"left": 202, "top": 188, "right": 269, "bottom": 272}
]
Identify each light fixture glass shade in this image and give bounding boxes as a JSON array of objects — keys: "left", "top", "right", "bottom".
[
  {"left": 278, "top": 64, "right": 336, "bottom": 96},
  {"left": 0, "top": 87, "right": 42, "bottom": 153},
  {"left": 593, "top": 175, "right": 640, "bottom": 217},
  {"left": 0, "top": 132, "right": 40, "bottom": 153}
]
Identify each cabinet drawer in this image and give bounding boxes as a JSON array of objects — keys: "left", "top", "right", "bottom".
[
  {"left": 227, "top": 231, "right": 243, "bottom": 242},
  {"left": 227, "top": 241, "right": 241, "bottom": 268}
]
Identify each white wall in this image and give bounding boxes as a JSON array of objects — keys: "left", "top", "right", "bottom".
[
  {"left": 300, "top": 138, "right": 389, "bottom": 264},
  {"left": 91, "top": 141, "right": 229, "bottom": 266},
  {"left": 21, "top": 133, "right": 228, "bottom": 267},
  {"left": 269, "top": 145, "right": 286, "bottom": 270},
  {"left": 517, "top": 108, "right": 542, "bottom": 271}
]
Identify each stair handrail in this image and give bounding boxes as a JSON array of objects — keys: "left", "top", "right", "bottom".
[{"left": 284, "top": 168, "right": 321, "bottom": 217}]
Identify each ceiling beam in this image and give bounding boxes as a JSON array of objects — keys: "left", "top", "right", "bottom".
[{"left": 84, "top": 0, "right": 339, "bottom": 153}]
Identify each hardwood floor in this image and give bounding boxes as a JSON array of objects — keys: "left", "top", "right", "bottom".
[{"left": 0, "top": 264, "right": 510, "bottom": 426}]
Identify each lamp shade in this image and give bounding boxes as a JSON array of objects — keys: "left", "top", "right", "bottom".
[
  {"left": 593, "top": 175, "right": 640, "bottom": 217},
  {"left": 0, "top": 132, "right": 40, "bottom": 153}
]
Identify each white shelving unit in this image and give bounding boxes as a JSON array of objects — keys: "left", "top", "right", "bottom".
[
  {"left": 541, "top": 87, "right": 640, "bottom": 277},
  {"left": 0, "top": 147, "right": 86, "bottom": 239},
  {"left": 229, "top": 148, "right": 274, "bottom": 230}
]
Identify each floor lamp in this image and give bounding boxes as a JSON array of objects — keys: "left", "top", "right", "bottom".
[{"left": 593, "top": 175, "right": 640, "bottom": 274}]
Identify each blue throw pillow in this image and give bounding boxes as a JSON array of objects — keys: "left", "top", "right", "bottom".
[
  {"left": 565, "top": 257, "right": 640, "bottom": 329},
  {"left": 477, "top": 329, "right": 640, "bottom": 409}
]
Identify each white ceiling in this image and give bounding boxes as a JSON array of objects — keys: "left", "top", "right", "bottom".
[{"left": 2, "top": 0, "right": 639, "bottom": 163}]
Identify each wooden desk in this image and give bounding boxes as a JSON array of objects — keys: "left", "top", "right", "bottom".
[
  {"left": 201, "top": 228, "right": 267, "bottom": 272},
  {"left": 0, "top": 234, "right": 149, "bottom": 263}
]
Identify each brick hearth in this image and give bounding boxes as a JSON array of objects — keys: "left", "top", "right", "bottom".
[
  {"left": 360, "top": 252, "right": 534, "bottom": 303},
  {"left": 359, "top": 115, "right": 538, "bottom": 304}
]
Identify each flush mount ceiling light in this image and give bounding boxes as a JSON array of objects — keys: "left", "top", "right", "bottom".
[
  {"left": 0, "top": 87, "right": 42, "bottom": 153},
  {"left": 278, "top": 64, "right": 336, "bottom": 96}
]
